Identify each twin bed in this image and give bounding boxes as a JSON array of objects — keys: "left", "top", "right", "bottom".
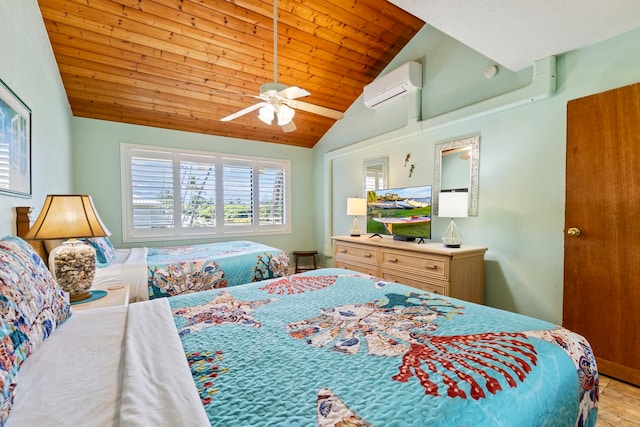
[
  {"left": 2, "top": 211, "right": 599, "bottom": 426},
  {"left": 91, "top": 239, "right": 290, "bottom": 302}
]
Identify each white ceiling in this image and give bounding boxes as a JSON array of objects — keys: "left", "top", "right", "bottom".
[{"left": 390, "top": 0, "right": 640, "bottom": 71}]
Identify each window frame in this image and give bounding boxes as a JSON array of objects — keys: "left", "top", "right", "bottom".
[{"left": 121, "top": 143, "right": 291, "bottom": 243}]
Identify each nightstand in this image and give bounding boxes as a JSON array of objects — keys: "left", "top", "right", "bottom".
[{"left": 71, "top": 283, "right": 131, "bottom": 311}]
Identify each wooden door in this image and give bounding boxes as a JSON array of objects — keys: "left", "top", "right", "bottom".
[{"left": 564, "top": 82, "right": 640, "bottom": 386}]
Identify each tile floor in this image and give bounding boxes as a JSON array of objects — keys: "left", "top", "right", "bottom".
[{"left": 597, "top": 375, "right": 640, "bottom": 426}]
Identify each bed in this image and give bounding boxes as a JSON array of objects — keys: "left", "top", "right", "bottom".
[
  {"left": 90, "top": 239, "right": 290, "bottom": 301},
  {"left": 1, "top": 235, "right": 599, "bottom": 427}
]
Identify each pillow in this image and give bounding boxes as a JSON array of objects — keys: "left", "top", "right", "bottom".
[
  {"left": 0, "top": 317, "right": 28, "bottom": 424},
  {"left": 85, "top": 237, "right": 116, "bottom": 267},
  {"left": 0, "top": 235, "right": 71, "bottom": 424}
]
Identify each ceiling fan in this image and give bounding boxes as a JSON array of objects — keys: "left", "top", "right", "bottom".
[{"left": 220, "top": 0, "right": 344, "bottom": 132}]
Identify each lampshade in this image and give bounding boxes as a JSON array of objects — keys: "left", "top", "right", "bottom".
[
  {"left": 438, "top": 192, "right": 469, "bottom": 218},
  {"left": 25, "top": 194, "right": 110, "bottom": 240},
  {"left": 346, "top": 197, "right": 367, "bottom": 216},
  {"left": 24, "top": 195, "right": 110, "bottom": 302}
]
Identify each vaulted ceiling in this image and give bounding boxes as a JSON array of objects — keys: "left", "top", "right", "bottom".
[{"left": 38, "top": 0, "right": 425, "bottom": 148}]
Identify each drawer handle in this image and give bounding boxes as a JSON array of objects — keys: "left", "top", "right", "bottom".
[
  {"left": 363, "top": 253, "right": 372, "bottom": 258},
  {"left": 425, "top": 265, "right": 438, "bottom": 270},
  {"left": 339, "top": 249, "right": 347, "bottom": 253},
  {"left": 388, "top": 258, "right": 398, "bottom": 263}
]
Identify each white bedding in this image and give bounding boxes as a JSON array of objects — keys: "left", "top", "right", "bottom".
[
  {"left": 94, "top": 248, "right": 149, "bottom": 302},
  {"left": 7, "top": 299, "right": 209, "bottom": 427},
  {"left": 119, "top": 299, "right": 209, "bottom": 426}
]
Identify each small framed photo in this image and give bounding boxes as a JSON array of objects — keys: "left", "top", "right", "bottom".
[{"left": 0, "top": 79, "right": 31, "bottom": 198}]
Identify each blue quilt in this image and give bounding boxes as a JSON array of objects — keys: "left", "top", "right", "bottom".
[
  {"left": 169, "top": 268, "right": 598, "bottom": 427},
  {"left": 147, "top": 241, "right": 289, "bottom": 299}
]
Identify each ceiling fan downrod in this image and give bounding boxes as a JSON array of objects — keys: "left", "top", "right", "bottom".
[{"left": 273, "top": 0, "right": 278, "bottom": 83}]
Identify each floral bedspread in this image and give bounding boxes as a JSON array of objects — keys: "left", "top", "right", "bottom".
[
  {"left": 169, "top": 268, "right": 598, "bottom": 427},
  {"left": 147, "top": 241, "right": 289, "bottom": 299}
]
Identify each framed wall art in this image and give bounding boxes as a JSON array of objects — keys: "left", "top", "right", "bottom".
[{"left": 0, "top": 79, "right": 31, "bottom": 197}]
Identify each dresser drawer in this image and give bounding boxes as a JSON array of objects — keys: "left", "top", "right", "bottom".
[
  {"left": 334, "top": 242, "right": 377, "bottom": 265},
  {"left": 381, "top": 249, "right": 448, "bottom": 280},
  {"left": 381, "top": 270, "right": 447, "bottom": 295},
  {"left": 334, "top": 260, "right": 379, "bottom": 276}
]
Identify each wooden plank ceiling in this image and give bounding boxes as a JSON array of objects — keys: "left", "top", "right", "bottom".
[{"left": 38, "top": 0, "right": 424, "bottom": 148}]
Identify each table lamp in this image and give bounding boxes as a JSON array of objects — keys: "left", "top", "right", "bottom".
[
  {"left": 24, "top": 194, "right": 110, "bottom": 302},
  {"left": 439, "top": 191, "right": 468, "bottom": 248},
  {"left": 346, "top": 197, "right": 367, "bottom": 237}
]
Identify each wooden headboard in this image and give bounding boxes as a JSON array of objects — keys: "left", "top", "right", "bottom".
[{"left": 15, "top": 206, "right": 48, "bottom": 261}]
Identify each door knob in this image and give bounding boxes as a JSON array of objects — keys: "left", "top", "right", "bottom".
[{"left": 567, "top": 227, "right": 581, "bottom": 236}]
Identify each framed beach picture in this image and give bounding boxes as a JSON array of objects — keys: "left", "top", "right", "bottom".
[{"left": 0, "top": 79, "right": 31, "bottom": 197}]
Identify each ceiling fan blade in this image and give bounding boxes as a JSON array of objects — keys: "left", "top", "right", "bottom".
[
  {"left": 289, "top": 100, "right": 345, "bottom": 120},
  {"left": 220, "top": 102, "right": 267, "bottom": 121},
  {"left": 279, "top": 86, "right": 310, "bottom": 100},
  {"left": 280, "top": 121, "right": 296, "bottom": 133}
]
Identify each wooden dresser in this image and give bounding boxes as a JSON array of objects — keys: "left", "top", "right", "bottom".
[{"left": 332, "top": 235, "right": 487, "bottom": 304}]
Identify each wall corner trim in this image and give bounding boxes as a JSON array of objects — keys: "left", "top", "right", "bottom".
[{"left": 420, "top": 56, "right": 557, "bottom": 132}]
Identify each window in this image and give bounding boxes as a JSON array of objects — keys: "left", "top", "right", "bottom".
[{"left": 121, "top": 144, "right": 290, "bottom": 242}]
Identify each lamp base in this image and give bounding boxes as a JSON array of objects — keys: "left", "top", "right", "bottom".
[
  {"left": 50, "top": 240, "right": 97, "bottom": 301},
  {"left": 349, "top": 216, "right": 362, "bottom": 237},
  {"left": 442, "top": 219, "right": 463, "bottom": 248}
]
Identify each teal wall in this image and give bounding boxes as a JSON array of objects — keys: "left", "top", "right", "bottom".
[
  {"left": 0, "top": 0, "right": 73, "bottom": 236},
  {"left": 71, "top": 118, "right": 315, "bottom": 259},
  {"left": 314, "top": 24, "right": 640, "bottom": 324}
]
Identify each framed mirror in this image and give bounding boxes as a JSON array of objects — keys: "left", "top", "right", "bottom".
[
  {"left": 433, "top": 135, "right": 479, "bottom": 216},
  {"left": 363, "top": 157, "right": 388, "bottom": 194}
]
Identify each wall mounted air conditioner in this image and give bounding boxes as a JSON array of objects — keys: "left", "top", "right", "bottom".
[{"left": 363, "top": 61, "right": 422, "bottom": 109}]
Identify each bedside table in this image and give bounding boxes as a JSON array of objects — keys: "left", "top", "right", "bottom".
[{"left": 71, "top": 284, "right": 131, "bottom": 311}]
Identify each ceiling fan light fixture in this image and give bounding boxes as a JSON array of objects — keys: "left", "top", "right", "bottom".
[
  {"left": 218, "top": 0, "right": 343, "bottom": 130},
  {"left": 277, "top": 104, "right": 295, "bottom": 126},
  {"left": 258, "top": 104, "right": 275, "bottom": 125}
]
